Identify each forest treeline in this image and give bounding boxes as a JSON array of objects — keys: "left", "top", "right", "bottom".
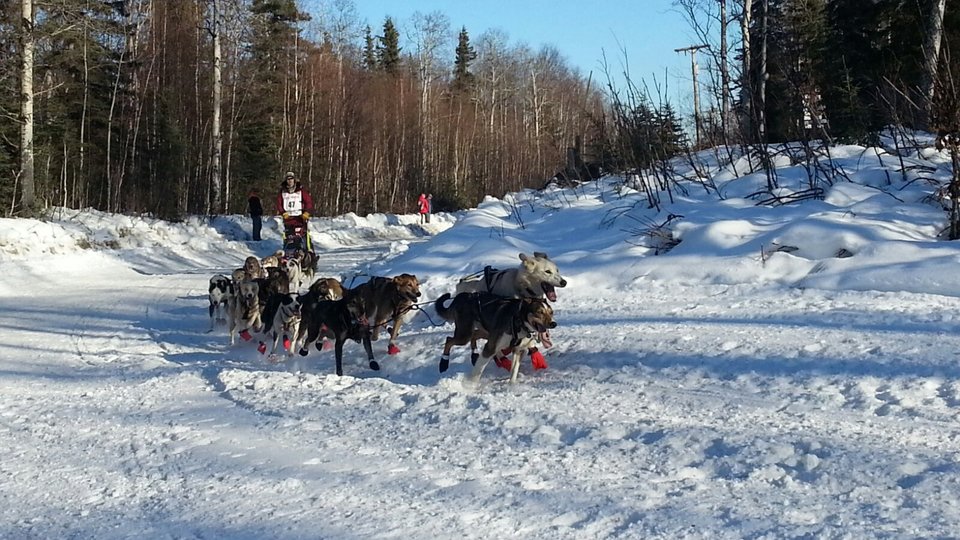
[
  {"left": 672, "top": 0, "right": 959, "bottom": 146},
  {"left": 0, "top": 0, "right": 614, "bottom": 218},
  {"left": 1, "top": 1, "right": 958, "bottom": 220}
]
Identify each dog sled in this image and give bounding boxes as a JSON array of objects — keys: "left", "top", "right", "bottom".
[{"left": 282, "top": 218, "right": 313, "bottom": 259}]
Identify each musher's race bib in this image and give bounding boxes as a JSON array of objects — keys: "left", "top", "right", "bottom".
[{"left": 281, "top": 191, "right": 303, "bottom": 216}]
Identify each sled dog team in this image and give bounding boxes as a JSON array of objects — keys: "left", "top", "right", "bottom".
[{"left": 208, "top": 251, "right": 566, "bottom": 382}]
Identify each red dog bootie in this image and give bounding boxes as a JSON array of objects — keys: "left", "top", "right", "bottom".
[
  {"left": 388, "top": 343, "right": 401, "bottom": 355},
  {"left": 530, "top": 349, "right": 548, "bottom": 370},
  {"left": 239, "top": 329, "right": 253, "bottom": 341},
  {"left": 321, "top": 339, "right": 333, "bottom": 351},
  {"left": 283, "top": 336, "right": 292, "bottom": 351},
  {"left": 257, "top": 342, "right": 267, "bottom": 354},
  {"left": 494, "top": 347, "right": 514, "bottom": 370}
]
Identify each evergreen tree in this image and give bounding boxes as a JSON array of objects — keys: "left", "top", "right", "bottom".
[
  {"left": 0, "top": 3, "right": 20, "bottom": 210},
  {"left": 240, "top": 0, "right": 310, "bottom": 186},
  {"left": 362, "top": 25, "right": 377, "bottom": 70},
  {"left": 377, "top": 17, "right": 401, "bottom": 74},
  {"left": 656, "top": 103, "right": 688, "bottom": 157},
  {"left": 452, "top": 26, "right": 476, "bottom": 93},
  {"left": 816, "top": 0, "right": 924, "bottom": 139}
]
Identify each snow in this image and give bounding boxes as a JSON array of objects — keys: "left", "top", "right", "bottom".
[{"left": 4, "top": 139, "right": 960, "bottom": 538}]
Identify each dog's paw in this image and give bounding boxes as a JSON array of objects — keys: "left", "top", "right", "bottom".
[
  {"left": 369, "top": 360, "right": 381, "bottom": 371},
  {"left": 298, "top": 348, "right": 309, "bottom": 357},
  {"left": 322, "top": 340, "right": 334, "bottom": 351},
  {"left": 283, "top": 336, "right": 292, "bottom": 350},
  {"left": 470, "top": 352, "right": 480, "bottom": 366},
  {"left": 387, "top": 343, "right": 400, "bottom": 355},
  {"left": 439, "top": 357, "right": 449, "bottom": 373},
  {"left": 240, "top": 329, "right": 253, "bottom": 341},
  {"left": 494, "top": 356, "right": 512, "bottom": 371},
  {"left": 257, "top": 342, "right": 267, "bottom": 355}
]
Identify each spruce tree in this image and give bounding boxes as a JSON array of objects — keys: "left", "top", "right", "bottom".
[
  {"left": 362, "top": 25, "right": 377, "bottom": 70},
  {"left": 657, "top": 103, "right": 688, "bottom": 157},
  {"left": 377, "top": 17, "right": 401, "bottom": 74},
  {"left": 0, "top": 4, "right": 22, "bottom": 210},
  {"left": 452, "top": 26, "right": 476, "bottom": 93},
  {"left": 241, "top": 0, "right": 310, "bottom": 186}
]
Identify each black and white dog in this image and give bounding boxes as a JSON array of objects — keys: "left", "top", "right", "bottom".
[
  {"left": 259, "top": 293, "right": 302, "bottom": 358},
  {"left": 208, "top": 274, "right": 233, "bottom": 331}
]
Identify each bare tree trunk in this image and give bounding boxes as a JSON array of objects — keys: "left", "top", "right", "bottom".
[
  {"left": 105, "top": 33, "right": 128, "bottom": 212},
  {"left": 948, "top": 140, "right": 960, "bottom": 240},
  {"left": 719, "top": 0, "right": 730, "bottom": 138},
  {"left": 77, "top": 14, "right": 89, "bottom": 209},
  {"left": 758, "top": 0, "right": 768, "bottom": 142},
  {"left": 120, "top": 0, "right": 146, "bottom": 213},
  {"left": 211, "top": 0, "right": 223, "bottom": 213},
  {"left": 920, "top": 0, "right": 947, "bottom": 128},
  {"left": 740, "top": 0, "right": 753, "bottom": 140},
  {"left": 19, "top": 0, "right": 36, "bottom": 216}
]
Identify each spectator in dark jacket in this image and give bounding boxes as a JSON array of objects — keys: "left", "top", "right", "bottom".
[{"left": 247, "top": 189, "right": 263, "bottom": 241}]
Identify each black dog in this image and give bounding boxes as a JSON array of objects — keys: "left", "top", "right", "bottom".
[
  {"left": 295, "top": 290, "right": 377, "bottom": 376},
  {"left": 435, "top": 292, "right": 557, "bottom": 381}
]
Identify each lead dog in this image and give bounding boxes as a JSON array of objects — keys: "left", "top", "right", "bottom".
[
  {"left": 208, "top": 274, "right": 233, "bottom": 331},
  {"left": 350, "top": 274, "right": 421, "bottom": 355},
  {"left": 456, "top": 252, "right": 566, "bottom": 369},
  {"left": 294, "top": 292, "right": 377, "bottom": 376},
  {"left": 455, "top": 252, "right": 567, "bottom": 301},
  {"left": 435, "top": 292, "right": 557, "bottom": 383}
]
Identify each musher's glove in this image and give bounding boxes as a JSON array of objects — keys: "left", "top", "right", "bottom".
[
  {"left": 302, "top": 212, "right": 311, "bottom": 219},
  {"left": 282, "top": 212, "right": 290, "bottom": 220}
]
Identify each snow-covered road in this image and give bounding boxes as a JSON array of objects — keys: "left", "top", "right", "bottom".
[{"left": 6, "top": 237, "right": 960, "bottom": 538}]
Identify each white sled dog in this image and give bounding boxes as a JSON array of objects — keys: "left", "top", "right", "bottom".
[{"left": 456, "top": 252, "right": 567, "bottom": 302}]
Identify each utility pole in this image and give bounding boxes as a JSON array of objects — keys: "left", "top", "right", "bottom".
[{"left": 675, "top": 44, "right": 708, "bottom": 148}]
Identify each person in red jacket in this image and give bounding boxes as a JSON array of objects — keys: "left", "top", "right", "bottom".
[
  {"left": 417, "top": 193, "right": 429, "bottom": 224},
  {"left": 277, "top": 171, "right": 313, "bottom": 251}
]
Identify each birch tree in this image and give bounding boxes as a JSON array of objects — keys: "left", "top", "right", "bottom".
[
  {"left": 19, "top": 0, "right": 35, "bottom": 216},
  {"left": 210, "top": 0, "right": 223, "bottom": 214},
  {"left": 919, "top": 0, "right": 947, "bottom": 128}
]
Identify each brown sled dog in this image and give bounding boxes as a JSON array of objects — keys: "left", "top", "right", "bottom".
[
  {"left": 435, "top": 292, "right": 557, "bottom": 384},
  {"left": 350, "top": 274, "right": 421, "bottom": 355},
  {"left": 308, "top": 277, "right": 345, "bottom": 301}
]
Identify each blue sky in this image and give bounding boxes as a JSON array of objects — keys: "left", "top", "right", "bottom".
[{"left": 311, "top": 1, "right": 697, "bottom": 112}]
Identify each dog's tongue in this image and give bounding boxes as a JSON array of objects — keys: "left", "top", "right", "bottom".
[
  {"left": 539, "top": 331, "right": 553, "bottom": 348},
  {"left": 543, "top": 283, "right": 558, "bottom": 302}
]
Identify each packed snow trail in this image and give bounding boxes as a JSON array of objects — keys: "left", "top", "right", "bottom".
[{"left": 5, "top": 202, "right": 960, "bottom": 538}]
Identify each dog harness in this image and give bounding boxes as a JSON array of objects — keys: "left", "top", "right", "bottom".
[
  {"left": 481, "top": 266, "right": 502, "bottom": 292},
  {"left": 481, "top": 265, "right": 540, "bottom": 299}
]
